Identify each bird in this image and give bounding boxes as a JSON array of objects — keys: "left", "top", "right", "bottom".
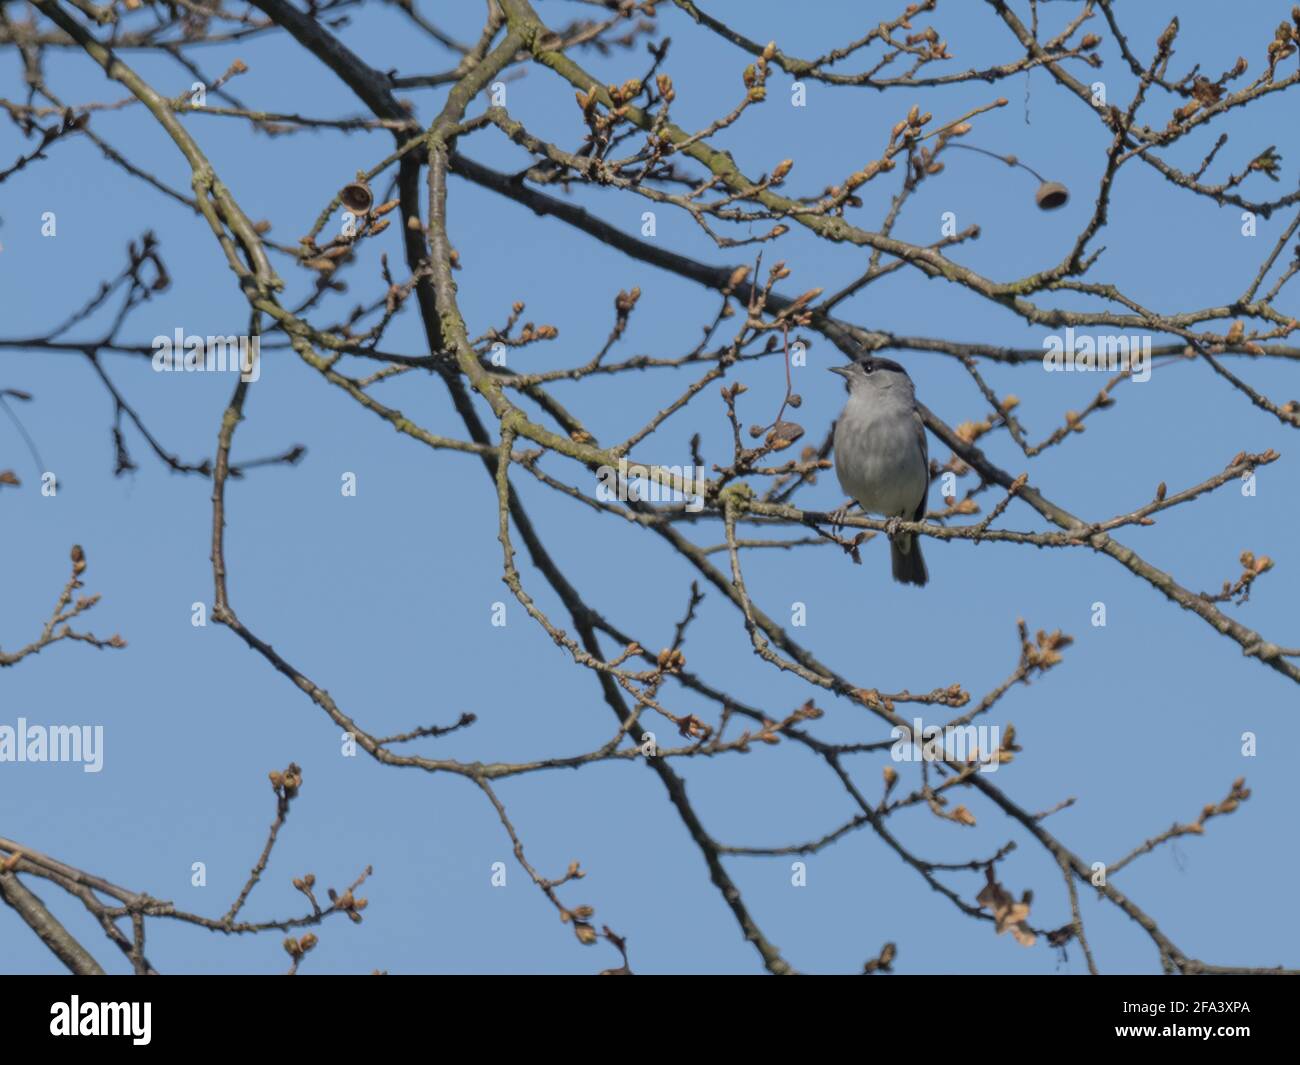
[{"left": 829, "top": 357, "right": 930, "bottom": 586}]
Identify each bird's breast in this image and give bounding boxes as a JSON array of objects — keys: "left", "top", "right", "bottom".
[{"left": 834, "top": 404, "right": 926, "bottom": 517}]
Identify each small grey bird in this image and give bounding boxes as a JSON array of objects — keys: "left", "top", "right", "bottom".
[{"left": 829, "top": 357, "right": 930, "bottom": 586}]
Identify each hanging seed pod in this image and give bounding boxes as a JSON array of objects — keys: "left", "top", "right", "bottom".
[
  {"left": 1035, "top": 181, "right": 1069, "bottom": 210},
  {"left": 340, "top": 178, "right": 373, "bottom": 215}
]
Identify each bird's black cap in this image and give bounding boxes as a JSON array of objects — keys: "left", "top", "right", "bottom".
[{"left": 828, "top": 356, "right": 910, "bottom": 377}]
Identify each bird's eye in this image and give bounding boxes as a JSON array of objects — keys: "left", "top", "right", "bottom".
[{"left": 862, "top": 363, "right": 874, "bottom": 375}]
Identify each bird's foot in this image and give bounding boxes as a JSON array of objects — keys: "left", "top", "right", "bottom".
[
  {"left": 884, "top": 516, "right": 903, "bottom": 540},
  {"left": 829, "top": 501, "right": 855, "bottom": 531}
]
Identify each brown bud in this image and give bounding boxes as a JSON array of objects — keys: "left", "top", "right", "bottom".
[
  {"left": 766, "top": 420, "right": 805, "bottom": 450},
  {"left": 788, "top": 287, "right": 823, "bottom": 311}
]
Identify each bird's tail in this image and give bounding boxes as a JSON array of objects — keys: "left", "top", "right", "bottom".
[{"left": 891, "top": 534, "right": 928, "bottom": 587}]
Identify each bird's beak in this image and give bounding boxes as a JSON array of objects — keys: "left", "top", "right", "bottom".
[{"left": 828, "top": 365, "right": 852, "bottom": 378}]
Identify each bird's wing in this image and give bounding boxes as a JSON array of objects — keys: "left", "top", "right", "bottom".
[{"left": 912, "top": 407, "right": 929, "bottom": 523}]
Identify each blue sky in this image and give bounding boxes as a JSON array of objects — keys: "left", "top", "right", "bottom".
[{"left": 2, "top": 0, "right": 1297, "bottom": 974}]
